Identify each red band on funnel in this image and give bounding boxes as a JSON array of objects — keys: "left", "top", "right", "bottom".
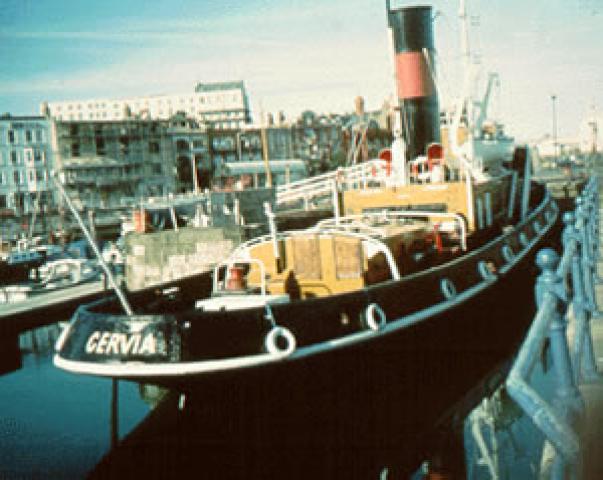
[{"left": 395, "top": 51, "right": 434, "bottom": 99}]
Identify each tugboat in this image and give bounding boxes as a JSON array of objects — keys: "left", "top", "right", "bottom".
[{"left": 55, "top": 3, "right": 558, "bottom": 467}]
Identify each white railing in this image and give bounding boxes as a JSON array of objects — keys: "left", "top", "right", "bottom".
[
  {"left": 314, "top": 210, "right": 468, "bottom": 251},
  {"left": 275, "top": 159, "right": 388, "bottom": 207},
  {"left": 227, "top": 224, "right": 401, "bottom": 281}
]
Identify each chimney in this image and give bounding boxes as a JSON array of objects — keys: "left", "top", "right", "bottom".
[
  {"left": 40, "top": 102, "right": 50, "bottom": 118},
  {"left": 354, "top": 96, "right": 365, "bottom": 116},
  {"left": 387, "top": 5, "right": 440, "bottom": 160}
]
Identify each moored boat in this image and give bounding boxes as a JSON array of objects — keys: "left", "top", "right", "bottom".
[{"left": 54, "top": 2, "right": 559, "bottom": 464}]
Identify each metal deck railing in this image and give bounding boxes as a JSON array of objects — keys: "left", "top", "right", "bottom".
[{"left": 275, "top": 159, "right": 387, "bottom": 208}]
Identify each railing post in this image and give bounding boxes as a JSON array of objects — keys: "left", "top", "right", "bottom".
[
  {"left": 576, "top": 199, "right": 601, "bottom": 319},
  {"left": 537, "top": 248, "right": 586, "bottom": 413},
  {"left": 563, "top": 212, "right": 602, "bottom": 385},
  {"left": 536, "top": 248, "right": 585, "bottom": 479}
]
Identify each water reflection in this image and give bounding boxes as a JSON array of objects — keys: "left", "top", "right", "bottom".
[
  {"left": 0, "top": 323, "right": 151, "bottom": 479},
  {"left": 89, "top": 377, "right": 425, "bottom": 480}
]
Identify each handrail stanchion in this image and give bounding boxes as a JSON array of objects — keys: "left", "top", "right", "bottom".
[
  {"left": 577, "top": 196, "right": 602, "bottom": 318},
  {"left": 505, "top": 176, "right": 603, "bottom": 479},
  {"left": 506, "top": 249, "right": 581, "bottom": 475},
  {"left": 536, "top": 249, "right": 585, "bottom": 420}
]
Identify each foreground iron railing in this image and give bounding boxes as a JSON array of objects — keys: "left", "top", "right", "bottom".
[{"left": 506, "top": 176, "right": 602, "bottom": 479}]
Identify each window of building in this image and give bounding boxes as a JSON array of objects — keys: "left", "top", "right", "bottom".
[
  {"left": 29, "top": 171, "right": 35, "bottom": 182},
  {"left": 35, "top": 129, "right": 43, "bottom": 142},
  {"left": 33, "top": 149, "right": 42, "bottom": 162},
  {"left": 24, "top": 150, "right": 32, "bottom": 163},
  {"left": 152, "top": 163, "right": 162, "bottom": 174},
  {"left": 25, "top": 130, "right": 32, "bottom": 142},
  {"left": 119, "top": 136, "right": 129, "bottom": 155},
  {"left": 10, "top": 151, "right": 17, "bottom": 164},
  {"left": 0, "top": 194, "right": 6, "bottom": 208},
  {"left": 71, "top": 143, "right": 80, "bottom": 157},
  {"left": 8, "top": 130, "right": 15, "bottom": 143},
  {"left": 95, "top": 137, "right": 106, "bottom": 155},
  {"left": 13, "top": 171, "right": 20, "bottom": 184}
]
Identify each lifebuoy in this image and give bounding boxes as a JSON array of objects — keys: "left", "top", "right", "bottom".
[
  {"left": 265, "top": 326, "right": 296, "bottom": 355},
  {"left": 365, "top": 303, "right": 386, "bottom": 331}
]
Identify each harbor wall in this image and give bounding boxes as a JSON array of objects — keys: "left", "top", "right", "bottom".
[{"left": 124, "top": 226, "right": 245, "bottom": 291}]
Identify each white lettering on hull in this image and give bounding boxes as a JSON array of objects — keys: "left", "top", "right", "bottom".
[{"left": 85, "top": 331, "right": 159, "bottom": 356}]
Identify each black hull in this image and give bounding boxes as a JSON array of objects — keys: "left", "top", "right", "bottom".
[
  {"left": 0, "top": 261, "right": 43, "bottom": 285},
  {"left": 57, "top": 188, "right": 559, "bottom": 474},
  {"left": 88, "top": 253, "right": 546, "bottom": 478}
]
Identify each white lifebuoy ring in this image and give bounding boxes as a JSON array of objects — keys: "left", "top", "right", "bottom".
[
  {"left": 502, "top": 244, "right": 515, "bottom": 263},
  {"left": 365, "top": 303, "right": 386, "bottom": 331},
  {"left": 478, "top": 260, "right": 496, "bottom": 280},
  {"left": 265, "top": 326, "right": 296, "bottom": 355},
  {"left": 440, "top": 278, "right": 457, "bottom": 300}
]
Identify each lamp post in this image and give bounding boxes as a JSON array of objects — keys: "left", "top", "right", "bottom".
[{"left": 551, "top": 94, "right": 558, "bottom": 164}]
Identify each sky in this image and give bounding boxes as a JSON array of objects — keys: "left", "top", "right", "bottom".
[{"left": 1, "top": 0, "right": 602, "bottom": 142}]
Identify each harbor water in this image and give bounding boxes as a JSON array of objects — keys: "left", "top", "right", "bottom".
[
  {"left": 0, "top": 323, "right": 151, "bottom": 479},
  {"left": 0, "top": 311, "right": 599, "bottom": 478}
]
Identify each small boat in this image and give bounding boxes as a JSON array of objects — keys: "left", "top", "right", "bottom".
[
  {"left": 0, "top": 258, "right": 100, "bottom": 304},
  {"left": 54, "top": 2, "right": 558, "bottom": 461},
  {"left": 0, "top": 237, "right": 66, "bottom": 285}
]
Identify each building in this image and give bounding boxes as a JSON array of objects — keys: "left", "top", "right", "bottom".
[
  {"left": 210, "top": 120, "right": 299, "bottom": 188},
  {"left": 0, "top": 115, "right": 55, "bottom": 218},
  {"left": 167, "top": 113, "right": 212, "bottom": 192},
  {"left": 42, "top": 80, "right": 252, "bottom": 131},
  {"left": 52, "top": 119, "right": 176, "bottom": 209},
  {"left": 194, "top": 81, "right": 252, "bottom": 129}
]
